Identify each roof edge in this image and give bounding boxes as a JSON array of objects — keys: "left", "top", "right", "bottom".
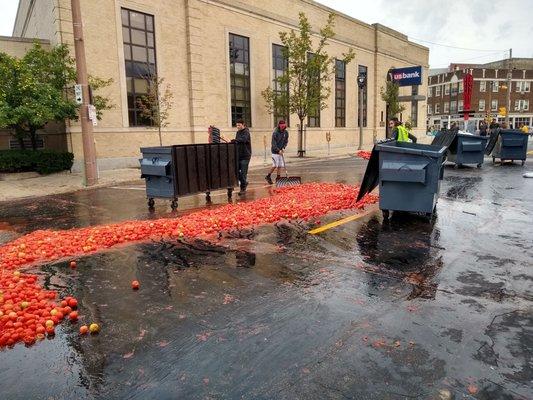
[{"left": 0, "top": 35, "right": 49, "bottom": 44}]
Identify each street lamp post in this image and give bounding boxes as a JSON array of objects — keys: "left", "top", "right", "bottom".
[{"left": 357, "top": 73, "right": 367, "bottom": 150}]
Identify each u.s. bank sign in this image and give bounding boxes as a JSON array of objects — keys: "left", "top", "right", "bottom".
[{"left": 388, "top": 66, "right": 422, "bottom": 86}]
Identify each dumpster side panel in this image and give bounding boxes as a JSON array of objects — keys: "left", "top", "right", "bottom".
[
  {"left": 186, "top": 146, "right": 199, "bottom": 194},
  {"left": 377, "top": 142, "right": 444, "bottom": 214},
  {"left": 492, "top": 130, "right": 528, "bottom": 161},
  {"left": 209, "top": 145, "right": 221, "bottom": 190},
  {"left": 447, "top": 135, "right": 487, "bottom": 165},
  {"left": 219, "top": 145, "right": 229, "bottom": 188},
  {"left": 139, "top": 147, "right": 176, "bottom": 199},
  {"left": 196, "top": 145, "right": 208, "bottom": 192}
]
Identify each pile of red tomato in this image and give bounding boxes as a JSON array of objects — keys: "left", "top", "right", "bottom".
[
  {"left": 0, "top": 183, "right": 377, "bottom": 349},
  {"left": 356, "top": 150, "right": 372, "bottom": 160}
]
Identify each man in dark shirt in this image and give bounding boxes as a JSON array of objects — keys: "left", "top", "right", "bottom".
[
  {"left": 265, "top": 120, "right": 289, "bottom": 184},
  {"left": 232, "top": 119, "right": 251, "bottom": 195},
  {"left": 489, "top": 118, "right": 499, "bottom": 130}
]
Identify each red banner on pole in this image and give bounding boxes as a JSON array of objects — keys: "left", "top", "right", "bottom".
[{"left": 463, "top": 73, "right": 473, "bottom": 120}]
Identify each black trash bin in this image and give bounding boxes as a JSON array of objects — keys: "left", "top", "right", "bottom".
[
  {"left": 447, "top": 133, "right": 488, "bottom": 168},
  {"left": 489, "top": 130, "right": 529, "bottom": 166},
  {"left": 140, "top": 143, "right": 238, "bottom": 210},
  {"left": 376, "top": 141, "right": 447, "bottom": 218}
]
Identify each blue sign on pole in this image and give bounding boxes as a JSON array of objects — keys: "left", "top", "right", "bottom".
[{"left": 389, "top": 66, "right": 422, "bottom": 86}]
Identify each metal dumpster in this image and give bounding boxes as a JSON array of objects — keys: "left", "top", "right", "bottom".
[
  {"left": 376, "top": 141, "right": 447, "bottom": 219},
  {"left": 447, "top": 133, "right": 488, "bottom": 168},
  {"left": 140, "top": 143, "right": 238, "bottom": 210},
  {"left": 490, "top": 130, "right": 528, "bottom": 165},
  {"left": 140, "top": 146, "right": 175, "bottom": 208}
]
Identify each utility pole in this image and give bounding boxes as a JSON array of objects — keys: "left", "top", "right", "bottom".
[
  {"left": 505, "top": 48, "right": 512, "bottom": 127},
  {"left": 71, "top": 0, "right": 97, "bottom": 186}
]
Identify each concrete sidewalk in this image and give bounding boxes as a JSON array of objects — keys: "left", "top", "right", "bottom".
[{"left": 0, "top": 145, "right": 361, "bottom": 202}]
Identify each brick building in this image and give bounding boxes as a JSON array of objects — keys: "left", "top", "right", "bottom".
[
  {"left": 427, "top": 58, "right": 533, "bottom": 132},
  {"left": 3, "top": 0, "right": 428, "bottom": 171}
]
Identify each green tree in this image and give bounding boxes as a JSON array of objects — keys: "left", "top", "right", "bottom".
[
  {"left": 262, "top": 12, "right": 355, "bottom": 157},
  {"left": 380, "top": 81, "right": 405, "bottom": 121},
  {"left": 88, "top": 76, "right": 114, "bottom": 120},
  {"left": 136, "top": 74, "right": 174, "bottom": 146},
  {"left": 0, "top": 43, "right": 112, "bottom": 150}
]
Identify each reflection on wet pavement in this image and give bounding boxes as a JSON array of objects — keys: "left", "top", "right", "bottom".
[{"left": 0, "top": 157, "right": 532, "bottom": 399}]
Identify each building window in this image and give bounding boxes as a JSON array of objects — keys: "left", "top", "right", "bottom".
[
  {"left": 122, "top": 8, "right": 156, "bottom": 127},
  {"left": 514, "top": 117, "right": 531, "bottom": 126},
  {"left": 444, "top": 84, "right": 450, "bottom": 95},
  {"left": 491, "top": 99, "right": 498, "bottom": 111},
  {"left": 435, "top": 103, "right": 440, "bottom": 114},
  {"left": 450, "top": 100, "right": 457, "bottom": 113},
  {"left": 335, "top": 59, "right": 346, "bottom": 127},
  {"left": 492, "top": 81, "right": 499, "bottom": 92},
  {"left": 435, "top": 85, "right": 441, "bottom": 97},
  {"left": 479, "top": 99, "right": 485, "bottom": 111},
  {"left": 307, "top": 53, "right": 320, "bottom": 127},
  {"left": 516, "top": 81, "right": 531, "bottom": 92},
  {"left": 459, "top": 81, "right": 464, "bottom": 93},
  {"left": 515, "top": 99, "right": 529, "bottom": 111},
  {"left": 410, "top": 85, "right": 418, "bottom": 127},
  {"left": 458, "top": 100, "right": 463, "bottom": 111},
  {"left": 428, "top": 87, "right": 432, "bottom": 98},
  {"left": 272, "top": 44, "right": 289, "bottom": 125},
  {"left": 229, "top": 33, "right": 251, "bottom": 126},
  {"left": 451, "top": 84, "right": 457, "bottom": 96},
  {"left": 357, "top": 65, "right": 368, "bottom": 127},
  {"left": 444, "top": 102, "right": 449, "bottom": 113},
  {"left": 480, "top": 81, "right": 486, "bottom": 92},
  {"left": 427, "top": 104, "right": 432, "bottom": 115}
]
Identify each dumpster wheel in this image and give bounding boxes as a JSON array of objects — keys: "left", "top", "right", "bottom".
[
  {"left": 147, "top": 198, "right": 155, "bottom": 210},
  {"left": 171, "top": 199, "right": 178, "bottom": 210},
  {"left": 382, "top": 210, "right": 390, "bottom": 221},
  {"left": 522, "top": 160, "right": 525, "bottom": 166},
  {"left": 477, "top": 163, "right": 482, "bottom": 168}
]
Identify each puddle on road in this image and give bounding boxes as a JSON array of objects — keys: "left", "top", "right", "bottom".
[
  {"left": 354, "top": 214, "right": 444, "bottom": 300},
  {"left": 443, "top": 175, "right": 483, "bottom": 200}
]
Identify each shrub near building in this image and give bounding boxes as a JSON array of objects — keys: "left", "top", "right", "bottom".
[{"left": 0, "top": 150, "right": 74, "bottom": 175}]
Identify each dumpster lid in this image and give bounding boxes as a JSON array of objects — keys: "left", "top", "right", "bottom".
[
  {"left": 485, "top": 128, "right": 500, "bottom": 155},
  {"left": 356, "top": 144, "right": 380, "bottom": 202},
  {"left": 377, "top": 141, "right": 447, "bottom": 157},
  {"left": 431, "top": 131, "right": 457, "bottom": 150}
]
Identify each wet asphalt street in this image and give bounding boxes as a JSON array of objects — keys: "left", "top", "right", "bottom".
[{"left": 0, "top": 154, "right": 532, "bottom": 400}]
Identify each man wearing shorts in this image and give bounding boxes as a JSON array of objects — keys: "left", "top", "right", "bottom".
[{"left": 265, "top": 120, "right": 289, "bottom": 184}]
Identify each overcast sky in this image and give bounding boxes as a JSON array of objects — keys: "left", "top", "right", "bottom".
[
  {"left": 1, "top": 0, "right": 531, "bottom": 68},
  {"left": 316, "top": 0, "right": 532, "bottom": 68}
]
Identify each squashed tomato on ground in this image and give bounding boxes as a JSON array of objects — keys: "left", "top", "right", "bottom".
[
  {"left": 0, "top": 183, "right": 377, "bottom": 348},
  {"left": 356, "top": 150, "right": 372, "bottom": 160}
]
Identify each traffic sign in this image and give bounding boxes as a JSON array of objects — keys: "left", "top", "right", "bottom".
[
  {"left": 88, "top": 104, "right": 97, "bottom": 126},
  {"left": 74, "top": 84, "right": 83, "bottom": 105}
]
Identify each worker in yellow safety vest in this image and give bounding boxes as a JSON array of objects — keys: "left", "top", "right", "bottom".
[{"left": 389, "top": 117, "right": 417, "bottom": 143}]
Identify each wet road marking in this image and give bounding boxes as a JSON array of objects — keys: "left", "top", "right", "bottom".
[{"left": 308, "top": 209, "right": 374, "bottom": 234}]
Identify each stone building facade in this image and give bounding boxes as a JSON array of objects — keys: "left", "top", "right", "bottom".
[{"left": 9, "top": 0, "right": 429, "bottom": 170}]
